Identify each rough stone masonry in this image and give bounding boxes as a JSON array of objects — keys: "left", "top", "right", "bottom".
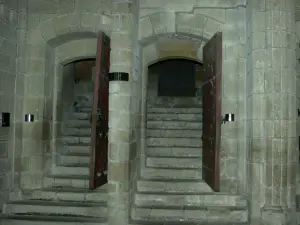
[{"left": 0, "top": 0, "right": 299, "bottom": 225}]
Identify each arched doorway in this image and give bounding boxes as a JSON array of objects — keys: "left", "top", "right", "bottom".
[
  {"left": 54, "top": 58, "right": 96, "bottom": 187},
  {"left": 144, "top": 58, "right": 204, "bottom": 180}
]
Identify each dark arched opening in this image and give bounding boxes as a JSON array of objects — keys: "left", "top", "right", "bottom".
[{"left": 148, "top": 58, "right": 203, "bottom": 98}]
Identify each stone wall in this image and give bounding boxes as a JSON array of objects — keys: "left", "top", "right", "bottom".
[
  {"left": 246, "top": 0, "right": 297, "bottom": 224},
  {"left": 0, "top": 0, "right": 24, "bottom": 208},
  {"left": 296, "top": 22, "right": 300, "bottom": 195},
  {"left": 138, "top": 1, "right": 247, "bottom": 194}
]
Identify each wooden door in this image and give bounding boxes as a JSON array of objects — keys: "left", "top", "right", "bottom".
[
  {"left": 202, "top": 32, "right": 222, "bottom": 192},
  {"left": 89, "top": 32, "right": 110, "bottom": 189}
]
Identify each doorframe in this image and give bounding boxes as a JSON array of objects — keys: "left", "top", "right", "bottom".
[
  {"left": 138, "top": 36, "right": 247, "bottom": 194},
  {"left": 50, "top": 39, "right": 97, "bottom": 173}
]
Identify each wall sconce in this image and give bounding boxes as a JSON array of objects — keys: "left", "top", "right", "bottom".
[
  {"left": 25, "top": 114, "right": 34, "bottom": 122},
  {"left": 0, "top": 112, "right": 10, "bottom": 127},
  {"left": 108, "top": 72, "right": 129, "bottom": 82},
  {"left": 221, "top": 113, "right": 234, "bottom": 124}
]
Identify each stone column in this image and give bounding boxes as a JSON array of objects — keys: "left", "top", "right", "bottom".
[
  {"left": 107, "top": 1, "right": 133, "bottom": 225},
  {"left": 247, "top": 0, "right": 297, "bottom": 224}
]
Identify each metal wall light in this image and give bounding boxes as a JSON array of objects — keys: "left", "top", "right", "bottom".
[
  {"left": 0, "top": 112, "right": 10, "bottom": 127},
  {"left": 25, "top": 114, "right": 34, "bottom": 122},
  {"left": 221, "top": 113, "right": 234, "bottom": 124}
]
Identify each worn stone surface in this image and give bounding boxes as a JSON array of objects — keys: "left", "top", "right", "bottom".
[
  {"left": 246, "top": 0, "right": 297, "bottom": 224},
  {"left": 1, "top": 90, "right": 108, "bottom": 223},
  {"left": 0, "top": 0, "right": 299, "bottom": 224}
]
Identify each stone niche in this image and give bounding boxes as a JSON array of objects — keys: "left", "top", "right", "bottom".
[{"left": 138, "top": 8, "right": 247, "bottom": 194}]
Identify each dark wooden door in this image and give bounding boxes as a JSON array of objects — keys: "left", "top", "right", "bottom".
[
  {"left": 202, "top": 32, "right": 222, "bottom": 192},
  {"left": 89, "top": 32, "right": 110, "bottom": 189}
]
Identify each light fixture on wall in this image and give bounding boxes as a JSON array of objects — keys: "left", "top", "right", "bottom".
[
  {"left": 221, "top": 113, "right": 234, "bottom": 124},
  {"left": 108, "top": 72, "right": 129, "bottom": 82},
  {"left": 0, "top": 112, "right": 10, "bottom": 127},
  {"left": 25, "top": 114, "right": 34, "bottom": 122}
]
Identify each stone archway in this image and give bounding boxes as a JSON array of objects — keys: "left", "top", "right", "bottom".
[
  {"left": 137, "top": 11, "right": 246, "bottom": 194},
  {"left": 50, "top": 39, "right": 98, "bottom": 167},
  {"left": 20, "top": 13, "right": 111, "bottom": 189}
]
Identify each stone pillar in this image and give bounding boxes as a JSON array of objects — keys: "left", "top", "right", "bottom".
[
  {"left": 247, "top": 0, "right": 297, "bottom": 224},
  {"left": 107, "top": 1, "right": 133, "bottom": 225}
]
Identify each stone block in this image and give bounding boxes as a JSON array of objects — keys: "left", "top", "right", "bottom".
[
  {"left": 3, "top": 200, "right": 107, "bottom": 217},
  {"left": 141, "top": 167, "right": 201, "bottom": 180},
  {"left": 68, "top": 13, "right": 81, "bottom": 29},
  {"left": 110, "top": 49, "right": 132, "bottom": 65},
  {"left": 251, "top": 12, "right": 266, "bottom": 32},
  {"left": 111, "top": 32, "right": 131, "bottom": 49},
  {"left": 109, "top": 95, "right": 130, "bottom": 112},
  {"left": 52, "top": 15, "right": 71, "bottom": 37},
  {"left": 265, "top": 68, "right": 281, "bottom": 93},
  {"left": 112, "top": 2, "right": 132, "bottom": 14},
  {"left": 81, "top": 13, "right": 97, "bottom": 30},
  {"left": 20, "top": 171, "right": 43, "bottom": 189},
  {"left": 108, "top": 162, "right": 130, "bottom": 182},
  {"left": 194, "top": 8, "right": 225, "bottom": 23},
  {"left": 112, "top": 14, "right": 132, "bottom": 33},
  {"left": 150, "top": 12, "right": 175, "bottom": 35},
  {"left": 252, "top": 49, "right": 267, "bottom": 68},
  {"left": 260, "top": 207, "right": 290, "bottom": 225},
  {"left": 108, "top": 142, "right": 130, "bottom": 162},
  {"left": 58, "top": 0, "right": 75, "bottom": 14},
  {"left": 134, "top": 193, "right": 247, "bottom": 208},
  {"left": 75, "top": 0, "right": 102, "bottom": 13},
  {"left": 146, "top": 157, "right": 201, "bottom": 169},
  {"left": 28, "top": 0, "right": 59, "bottom": 14},
  {"left": 0, "top": 52, "right": 11, "bottom": 71},
  {"left": 131, "top": 205, "right": 248, "bottom": 223},
  {"left": 176, "top": 13, "right": 207, "bottom": 37}
]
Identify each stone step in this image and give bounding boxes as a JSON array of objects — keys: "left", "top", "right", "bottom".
[
  {"left": 61, "top": 136, "right": 91, "bottom": 145},
  {"left": 147, "top": 97, "right": 201, "bottom": 107},
  {"left": 147, "top": 107, "right": 202, "bottom": 114},
  {"left": 131, "top": 206, "right": 248, "bottom": 223},
  {"left": 146, "top": 157, "right": 201, "bottom": 169},
  {"left": 63, "top": 127, "right": 91, "bottom": 137},
  {"left": 147, "top": 113, "right": 202, "bottom": 121},
  {"left": 74, "top": 95, "right": 93, "bottom": 107},
  {"left": 134, "top": 193, "right": 247, "bottom": 208},
  {"left": 146, "top": 147, "right": 202, "bottom": 158},
  {"left": 61, "top": 145, "right": 90, "bottom": 154},
  {"left": 1, "top": 215, "right": 107, "bottom": 225},
  {"left": 26, "top": 187, "right": 107, "bottom": 203},
  {"left": 137, "top": 180, "right": 212, "bottom": 193},
  {"left": 66, "top": 120, "right": 91, "bottom": 128},
  {"left": 75, "top": 107, "right": 92, "bottom": 113},
  {"left": 3, "top": 200, "right": 107, "bottom": 218},
  {"left": 44, "top": 175, "right": 90, "bottom": 189},
  {"left": 147, "top": 121, "right": 201, "bottom": 130},
  {"left": 59, "top": 153, "right": 90, "bottom": 165},
  {"left": 52, "top": 164, "right": 89, "bottom": 176},
  {"left": 147, "top": 137, "right": 202, "bottom": 148},
  {"left": 69, "top": 112, "right": 90, "bottom": 120},
  {"left": 147, "top": 129, "right": 202, "bottom": 138},
  {"left": 141, "top": 168, "right": 201, "bottom": 180}
]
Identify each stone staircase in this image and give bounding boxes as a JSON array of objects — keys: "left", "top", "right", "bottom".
[
  {"left": 131, "top": 99, "right": 249, "bottom": 224},
  {"left": 1, "top": 93, "right": 108, "bottom": 225}
]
